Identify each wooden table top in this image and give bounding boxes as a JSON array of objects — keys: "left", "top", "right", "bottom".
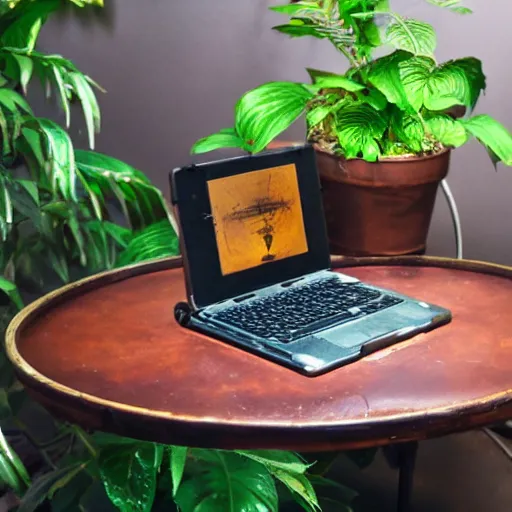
[{"left": 6, "top": 256, "right": 512, "bottom": 451}]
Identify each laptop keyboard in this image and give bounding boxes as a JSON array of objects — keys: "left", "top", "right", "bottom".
[{"left": 209, "top": 277, "right": 404, "bottom": 343}]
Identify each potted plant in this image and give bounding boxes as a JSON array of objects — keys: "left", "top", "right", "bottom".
[{"left": 191, "top": 0, "right": 512, "bottom": 256}]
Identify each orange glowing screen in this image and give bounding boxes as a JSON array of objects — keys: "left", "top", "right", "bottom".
[{"left": 207, "top": 164, "right": 308, "bottom": 276}]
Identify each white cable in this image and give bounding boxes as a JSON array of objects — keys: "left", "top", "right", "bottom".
[
  {"left": 483, "top": 428, "right": 512, "bottom": 461},
  {"left": 440, "top": 179, "right": 463, "bottom": 260}
]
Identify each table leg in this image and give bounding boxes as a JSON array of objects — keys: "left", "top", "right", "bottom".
[{"left": 396, "top": 441, "right": 419, "bottom": 512}]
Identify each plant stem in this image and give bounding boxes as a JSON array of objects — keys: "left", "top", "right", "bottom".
[
  {"left": 337, "top": 45, "right": 359, "bottom": 68},
  {"left": 72, "top": 426, "right": 97, "bottom": 459}
]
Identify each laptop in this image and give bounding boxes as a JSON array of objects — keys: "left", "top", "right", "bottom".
[{"left": 170, "top": 145, "right": 451, "bottom": 376}]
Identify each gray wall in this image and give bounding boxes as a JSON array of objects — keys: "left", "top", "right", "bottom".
[{"left": 36, "top": 0, "right": 512, "bottom": 264}]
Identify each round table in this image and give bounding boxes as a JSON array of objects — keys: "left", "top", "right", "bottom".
[{"left": 6, "top": 256, "right": 512, "bottom": 453}]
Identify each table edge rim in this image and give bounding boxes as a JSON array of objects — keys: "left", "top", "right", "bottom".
[{"left": 6, "top": 255, "right": 512, "bottom": 430}]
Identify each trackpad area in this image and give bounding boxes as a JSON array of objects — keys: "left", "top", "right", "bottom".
[{"left": 318, "top": 305, "right": 433, "bottom": 348}]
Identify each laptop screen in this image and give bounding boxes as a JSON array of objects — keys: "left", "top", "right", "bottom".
[
  {"left": 171, "top": 145, "right": 330, "bottom": 309},
  {"left": 207, "top": 163, "right": 309, "bottom": 276}
]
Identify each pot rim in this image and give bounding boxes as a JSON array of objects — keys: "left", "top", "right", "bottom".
[{"left": 313, "top": 143, "right": 451, "bottom": 164}]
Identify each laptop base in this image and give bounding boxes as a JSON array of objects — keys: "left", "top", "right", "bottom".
[{"left": 175, "top": 271, "right": 451, "bottom": 377}]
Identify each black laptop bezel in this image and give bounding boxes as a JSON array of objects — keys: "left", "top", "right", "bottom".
[{"left": 170, "top": 145, "right": 330, "bottom": 309}]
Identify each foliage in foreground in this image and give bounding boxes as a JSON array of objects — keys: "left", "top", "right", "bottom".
[
  {"left": 2, "top": 430, "right": 359, "bottom": 512},
  {"left": 192, "top": 0, "right": 512, "bottom": 166}
]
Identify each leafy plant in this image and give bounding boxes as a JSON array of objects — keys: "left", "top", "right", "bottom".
[
  {"left": 192, "top": 0, "right": 512, "bottom": 166},
  {"left": 0, "top": 0, "right": 181, "bottom": 510}
]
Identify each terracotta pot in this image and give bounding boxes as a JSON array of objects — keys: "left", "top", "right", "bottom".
[{"left": 315, "top": 148, "right": 451, "bottom": 256}]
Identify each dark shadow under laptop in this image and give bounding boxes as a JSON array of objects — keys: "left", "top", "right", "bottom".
[{"left": 170, "top": 145, "right": 451, "bottom": 376}]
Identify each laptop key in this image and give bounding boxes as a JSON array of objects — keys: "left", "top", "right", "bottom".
[{"left": 211, "top": 277, "right": 404, "bottom": 343}]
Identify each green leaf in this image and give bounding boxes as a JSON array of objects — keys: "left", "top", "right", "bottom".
[
  {"left": 176, "top": 450, "right": 278, "bottom": 512},
  {"left": 0, "top": 451, "right": 25, "bottom": 495},
  {"left": 52, "top": 65, "right": 71, "bottom": 128},
  {"left": 0, "top": 175, "right": 13, "bottom": 238},
  {"left": 82, "top": 226, "right": 108, "bottom": 271},
  {"left": 370, "top": 53, "right": 484, "bottom": 114},
  {"left": 0, "top": 277, "right": 23, "bottom": 310},
  {"left": 307, "top": 105, "right": 335, "bottom": 127},
  {"left": 235, "top": 82, "right": 313, "bottom": 153},
  {"left": 0, "top": 88, "right": 32, "bottom": 113},
  {"left": 18, "top": 463, "right": 86, "bottom": 512},
  {"left": 4, "top": 177, "right": 40, "bottom": 230},
  {"left": 235, "top": 450, "right": 310, "bottom": 475},
  {"left": 99, "top": 443, "right": 161, "bottom": 512},
  {"left": 451, "top": 6, "right": 472, "bottom": 14},
  {"left": 154, "top": 445, "right": 164, "bottom": 471},
  {"left": 425, "top": 114, "right": 468, "bottom": 147},
  {"left": 116, "top": 220, "right": 179, "bottom": 267},
  {"left": 462, "top": 115, "right": 512, "bottom": 166},
  {"left": 20, "top": 127, "right": 45, "bottom": 167},
  {"left": 336, "top": 103, "right": 387, "bottom": 161},
  {"left": 41, "top": 201, "right": 70, "bottom": 218},
  {"left": 37, "top": 118, "right": 76, "bottom": 200},
  {"left": 169, "top": 445, "right": 187, "bottom": 497},
  {"left": 191, "top": 128, "right": 244, "bottom": 154},
  {"left": 269, "top": 2, "right": 323, "bottom": 16},
  {"left": 68, "top": 212, "right": 87, "bottom": 266},
  {"left": 426, "top": 0, "right": 473, "bottom": 14},
  {"left": 17, "top": 179, "right": 39, "bottom": 205},
  {"left": 100, "top": 221, "right": 132, "bottom": 249},
  {"left": 312, "top": 76, "right": 365, "bottom": 92},
  {"left": 13, "top": 54, "right": 34, "bottom": 94},
  {"left": 424, "top": 58, "right": 485, "bottom": 111},
  {"left": 399, "top": 56, "right": 436, "bottom": 112},
  {"left": 235, "top": 451, "right": 319, "bottom": 512},
  {"left": 362, "top": 139, "right": 380, "bottom": 161},
  {"left": 306, "top": 68, "right": 339, "bottom": 84},
  {"left": 355, "top": 88, "right": 388, "bottom": 111},
  {"left": 69, "top": 0, "right": 105, "bottom": 6},
  {"left": 91, "top": 432, "right": 139, "bottom": 447},
  {"left": 368, "top": 51, "right": 415, "bottom": 111},
  {"left": 386, "top": 17, "right": 437, "bottom": 57},
  {"left": 75, "top": 150, "right": 151, "bottom": 185},
  {"left": 361, "top": 18, "right": 382, "bottom": 47},
  {"left": 76, "top": 150, "right": 168, "bottom": 229},
  {"left": 47, "top": 247, "right": 70, "bottom": 283},
  {"left": 272, "top": 469, "right": 320, "bottom": 512},
  {"left": 0, "top": 1, "right": 59, "bottom": 51},
  {"left": 272, "top": 21, "right": 325, "bottom": 39},
  {"left": 68, "top": 71, "right": 101, "bottom": 150},
  {"left": 0, "top": 427, "right": 31, "bottom": 494},
  {"left": 391, "top": 110, "right": 425, "bottom": 152},
  {"left": 2, "top": 54, "right": 20, "bottom": 83},
  {"left": 0, "top": 107, "right": 11, "bottom": 158},
  {"left": 78, "top": 170, "right": 103, "bottom": 220}
]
